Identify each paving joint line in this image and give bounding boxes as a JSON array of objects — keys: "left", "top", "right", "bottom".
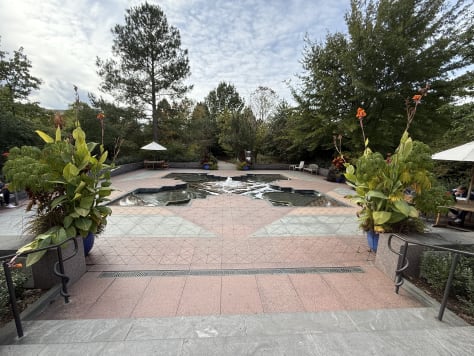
[{"left": 98, "top": 266, "right": 364, "bottom": 278}]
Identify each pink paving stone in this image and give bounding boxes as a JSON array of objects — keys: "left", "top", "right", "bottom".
[
  {"left": 256, "top": 274, "right": 305, "bottom": 313},
  {"left": 353, "top": 266, "right": 422, "bottom": 308},
  {"left": 289, "top": 274, "right": 345, "bottom": 312},
  {"left": 189, "top": 263, "right": 221, "bottom": 270},
  {"left": 321, "top": 273, "right": 381, "bottom": 310},
  {"left": 84, "top": 277, "right": 151, "bottom": 318},
  {"left": 132, "top": 276, "right": 186, "bottom": 317},
  {"left": 221, "top": 275, "right": 264, "bottom": 315},
  {"left": 176, "top": 276, "right": 222, "bottom": 316}
]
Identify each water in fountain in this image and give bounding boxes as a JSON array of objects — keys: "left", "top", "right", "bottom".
[{"left": 113, "top": 174, "right": 346, "bottom": 207}]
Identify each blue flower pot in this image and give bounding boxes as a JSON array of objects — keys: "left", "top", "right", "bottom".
[
  {"left": 83, "top": 232, "right": 95, "bottom": 256},
  {"left": 203, "top": 164, "right": 210, "bottom": 170},
  {"left": 367, "top": 230, "right": 379, "bottom": 252}
]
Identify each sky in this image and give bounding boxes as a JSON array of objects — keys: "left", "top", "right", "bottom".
[{"left": 0, "top": 0, "right": 351, "bottom": 109}]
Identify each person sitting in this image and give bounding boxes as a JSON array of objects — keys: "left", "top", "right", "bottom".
[
  {"left": 0, "top": 181, "right": 15, "bottom": 208},
  {"left": 450, "top": 186, "right": 469, "bottom": 224}
]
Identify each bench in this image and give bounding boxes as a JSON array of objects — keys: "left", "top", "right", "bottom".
[
  {"left": 435, "top": 201, "right": 474, "bottom": 227},
  {"left": 144, "top": 160, "right": 169, "bottom": 169},
  {"left": 303, "top": 164, "right": 319, "bottom": 174}
]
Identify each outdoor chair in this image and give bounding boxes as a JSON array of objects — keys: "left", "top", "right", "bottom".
[{"left": 289, "top": 161, "right": 305, "bottom": 171}]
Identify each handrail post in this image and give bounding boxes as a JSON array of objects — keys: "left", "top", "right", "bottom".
[
  {"left": 2, "top": 261, "right": 23, "bottom": 338},
  {"left": 55, "top": 245, "right": 70, "bottom": 303},
  {"left": 438, "top": 252, "right": 460, "bottom": 321},
  {"left": 395, "top": 241, "right": 409, "bottom": 294}
]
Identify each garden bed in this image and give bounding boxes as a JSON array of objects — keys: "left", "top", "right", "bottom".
[
  {"left": 407, "top": 276, "right": 474, "bottom": 325},
  {"left": 0, "top": 288, "right": 47, "bottom": 329}
]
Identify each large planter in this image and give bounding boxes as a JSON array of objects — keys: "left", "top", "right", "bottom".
[
  {"left": 20, "top": 236, "right": 86, "bottom": 289},
  {"left": 367, "top": 230, "right": 380, "bottom": 252}
]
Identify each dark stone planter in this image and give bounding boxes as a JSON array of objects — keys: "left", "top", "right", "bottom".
[{"left": 20, "top": 237, "right": 86, "bottom": 289}]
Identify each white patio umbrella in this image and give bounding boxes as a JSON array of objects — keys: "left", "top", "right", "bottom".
[
  {"left": 140, "top": 141, "right": 167, "bottom": 151},
  {"left": 432, "top": 141, "right": 474, "bottom": 201},
  {"left": 140, "top": 141, "right": 167, "bottom": 161}
]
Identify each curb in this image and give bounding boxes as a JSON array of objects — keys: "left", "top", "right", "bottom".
[
  {"left": 401, "top": 279, "right": 469, "bottom": 326},
  {"left": 0, "top": 285, "right": 60, "bottom": 343}
]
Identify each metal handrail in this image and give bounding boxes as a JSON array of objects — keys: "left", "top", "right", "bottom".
[
  {"left": 0, "top": 237, "right": 79, "bottom": 338},
  {"left": 388, "top": 233, "right": 474, "bottom": 321}
]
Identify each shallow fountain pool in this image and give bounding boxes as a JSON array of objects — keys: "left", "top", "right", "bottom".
[{"left": 111, "top": 173, "right": 346, "bottom": 207}]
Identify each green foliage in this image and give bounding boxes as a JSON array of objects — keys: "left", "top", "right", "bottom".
[
  {"left": 236, "top": 160, "right": 251, "bottom": 170},
  {"left": 0, "top": 40, "right": 42, "bottom": 111},
  {"left": 3, "top": 126, "right": 113, "bottom": 266},
  {"left": 345, "top": 132, "right": 436, "bottom": 232},
  {"left": 97, "top": 2, "right": 191, "bottom": 142},
  {"left": 217, "top": 108, "right": 257, "bottom": 159},
  {"left": 0, "top": 269, "right": 27, "bottom": 319},
  {"left": 293, "top": 0, "right": 474, "bottom": 155},
  {"left": 420, "top": 248, "right": 474, "bottom": 315},
  {"left": 413, "top": 179, "right": 454, "bottom": 217},
  {"left": 205, "top": 82, "right": 245, "bottom": 118}
]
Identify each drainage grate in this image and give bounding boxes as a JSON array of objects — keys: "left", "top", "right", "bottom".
[{"left": 98, "top": 266, "right": 364, "bottom": 278}]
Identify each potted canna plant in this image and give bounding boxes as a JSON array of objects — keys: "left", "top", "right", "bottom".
[
  {"left": 343, "top": 85, "right": 449, "bottom": 251},
  {"left": 3, "top": 124, "right": 113, "bottom": 267}
]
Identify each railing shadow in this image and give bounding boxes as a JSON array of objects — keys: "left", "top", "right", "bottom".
[
  {"left": 0, "top": 237, "right": 79, "bottom": 338},
  {"left": 388, "top": 233, "right": 474, "bottom": 321}
]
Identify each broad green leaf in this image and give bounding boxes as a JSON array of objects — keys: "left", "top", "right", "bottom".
[
  {"left": 367, "top": 190, "right": 387, "bottom": 200},
  {"left": 35, "top": 130, "right": 54, "bottom": 143},
  {"left": 75, "top": 207, "right": 90, "bottom": 217},
  {"left": 25, "top": 250, "right": 48, "bottom": 267},
  {"left": 393, "top": 200, "right": 411, "bottom": 217},
  {"left": 79, "top": 196, "right": 94, "bottom": 209},
  {"left": 55, "top": 126, "right": 61, "bottom": 142},
  {"left": 373, "top": 211, "right": 391, "bottom": 224},
  {"left": 63, "top": 163, "right": 80, "bottom": 181},
  {"left": 51, "top": 195, "right": 67, "bottom": 209},
  {"left": 75, "top": 217, "right": 92, "bottom": 231}
]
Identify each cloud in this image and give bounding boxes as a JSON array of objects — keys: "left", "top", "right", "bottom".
[{"left": 0, "top": 0, "right": 350, "bottom": 109}]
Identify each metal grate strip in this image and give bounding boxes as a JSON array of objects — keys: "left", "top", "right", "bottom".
[{"left": 98, "top": 266, "right": 364, "bottom": 278}]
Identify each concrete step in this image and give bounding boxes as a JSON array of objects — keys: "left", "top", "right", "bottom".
[{"left": 0, "top": 307, "right": 472, "bottom": 355}]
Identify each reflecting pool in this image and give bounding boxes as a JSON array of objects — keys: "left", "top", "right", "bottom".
[{"left": 111, "top": 173, "right": 346, "bottom": 207}]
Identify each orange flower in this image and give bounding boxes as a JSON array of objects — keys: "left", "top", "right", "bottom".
[
  {"left": 97, "top": 112, "right": 105, "bottom": 120},
  {"left": 412, "top": 94, "right": 422, "bottom": 104},
  {"left": 356, "top": 107, "right": 367, "bottom": 119}
]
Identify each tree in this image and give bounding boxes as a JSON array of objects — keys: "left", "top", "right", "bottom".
[
  {"left": 204, "top": 82, "right": 245, "bottom": 156},
  {"left": 0, "top": 40, "right": 41, "bottom": 115},
  {"left": 205, "top": 82, "right": 245, "bottom": 118},
  {"left": 96, "top": 2, "right": 191, "bottom": 142},
  {"left": 189, "top": 102, "right": 213, "bottom": 158},
  {"left": 218, "top": 108, "right": 257, "bottom": 160},
  {"left": 263, "top": 101, "right": 294, "bottom": 161},
  {"left": 249, "top": 86, "right": 278, "bottom": 123},
  {"left": 294, "top": 0, "right": 474, "bottom": 155}
]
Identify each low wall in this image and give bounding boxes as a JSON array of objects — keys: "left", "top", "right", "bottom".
[
  {"left": 375, "top": 233, "right": 427, "bottom": 281},
  {"left": 375, "top": 230, "right": 474, "bottom": 281},
  {"left": 111, "top": 161, "right": 330, "bottom": 175}
]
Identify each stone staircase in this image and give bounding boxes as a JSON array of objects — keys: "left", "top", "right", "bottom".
[{"left": 1, "top": 307, "right": 472, "bottom": 355}]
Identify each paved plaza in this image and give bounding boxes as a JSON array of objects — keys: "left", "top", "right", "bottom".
[
  {"left": 2, "top": 165, "right": 473, "bottom": 354},
  {"left": 35, "top": 166, "right": 421, "bottom": 319}
]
